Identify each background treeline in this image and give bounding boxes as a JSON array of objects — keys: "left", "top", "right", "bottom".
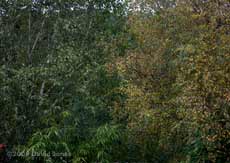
[{"left": 0, "top": 0, "right": 229, "bottom": 162}]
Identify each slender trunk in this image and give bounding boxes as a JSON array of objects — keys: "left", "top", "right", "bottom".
[{"left": 27, "top": 5, "right": 32, "bottom": 64}]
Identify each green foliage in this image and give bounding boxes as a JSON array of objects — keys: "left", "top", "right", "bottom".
[
  {"left": 73, "top": 124, "right": 120, "bottom": 163},
  {"left": 0, "top": 0, "right": 229, "bottom": 162},
  {"left": 26, "top": 127, "right": 71, "bottom": 163}
]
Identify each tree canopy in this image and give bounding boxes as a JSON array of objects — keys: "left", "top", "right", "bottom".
[{"left": 0, "top": 0, "right": 229, "bottom": 162}]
